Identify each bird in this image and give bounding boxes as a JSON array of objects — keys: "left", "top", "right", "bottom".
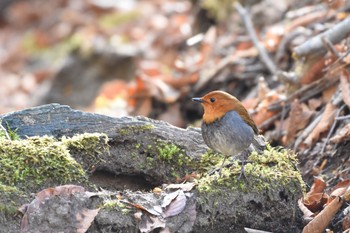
[{"left": 192, "top": 90, "right": 265, "bottom": 178}]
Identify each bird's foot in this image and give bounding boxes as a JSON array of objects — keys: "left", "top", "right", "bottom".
[
  {"left": 207, "top": 166, "right": 224, "bottom": 176},
  {"left": 237, "top": 161, "right": 246, "bottom": 180},
  {"left": 208, "top": 157, "right": 230, "bottom": 176},
  {"left": 207, "top": 159, "right": 250, "bottom": 179}
]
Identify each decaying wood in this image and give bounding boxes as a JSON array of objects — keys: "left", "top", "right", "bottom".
[
  {"left": 293, "top": 17, "right": 350, "bottom": 59},
  {"left": 0, "top": 104, "right": 303, "bottom": 233}
]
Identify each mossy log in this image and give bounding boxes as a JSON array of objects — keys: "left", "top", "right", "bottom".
[{"left": 0, "top": 104, "right": 304, "bottom": 233}]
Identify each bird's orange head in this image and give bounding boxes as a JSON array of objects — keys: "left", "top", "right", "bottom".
[{"left": 192, "top": 90, "right": 259, "bottom": 134}]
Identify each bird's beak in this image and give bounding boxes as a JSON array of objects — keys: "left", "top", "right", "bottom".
[{"left": 192, "top": 97, "right": 204, "bottom": 103}]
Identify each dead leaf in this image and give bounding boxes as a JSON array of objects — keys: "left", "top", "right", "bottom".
[
  {"left": 303, "top": 193, "right": 328, "bottom": 213},
  {"left": 162, "top": 190, "right": 187, "bottom": 218},
  {"left": 162, "top": 190, "right": 181, "bottom": 208},
  {"left": 322, "top": 83, "right": 337, "bottom": 103},
  {"left": 340, "top": 70, "right": 350, "bottom": 109},
  {"left": 297, "top": 56, "right": 327, "bottom": 84},
  {"left": 139, "top": 213, "right": 166, "bottom": 233},
  {"left": 76, "top": 208, "right": 100, "bottom": 233},
  {"left": 308, "top": 177, "right": 327, "bottom": 195},
  {"left": 329, "top": 179, "right": 350, "bottom": 198},
  {"left": 303, "top": 101, "right": 337, "bottom": 147},
  {"left": 164, "top": 183, "right": 195, "bottom": 192},
  {"left": 330, "top": 123, "right": 350, "bottom": 144},
  {"left": 302, "top": 196, "right": 344, "bottom": 233},
  {"left": 282, "top": 100, "right": 313, "bottom": 145},
  {"left": 251, "top": 91, "right": 282, "bottom": 126},
  {"left": 298, "top": 198, "right": 315, "bottom": 219}
]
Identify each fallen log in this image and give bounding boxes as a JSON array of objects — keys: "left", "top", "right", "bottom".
[{"left": 0, "top": 104, "right": 304, "bottom": 233}]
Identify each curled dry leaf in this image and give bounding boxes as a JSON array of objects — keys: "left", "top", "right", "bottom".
[
  {"left": 301, "top": 177, "right": 327, "bottom": 213},
  {"left": 303, "top": 193, "right": 328, "bottom": 213},
  {"left": 298, "top": 198, "right": 315, "bottom": 219},
  {"left": 302, "top": 196, "right": 344, "bottom": 233},
  {"left": 162, "top": 190, "right": 181, "bottom": 208},
  {"left": 303, "top": 101, "right": 337, "bottom": 147},
  {"left": 329, "top": 179, "right": 350, "bottom": 198},
  {"left": 162, "top": 190, "right": 186, "bottom": 218},
  {"left": 308, "top": 177, "right": 327, "bottom": 195}
]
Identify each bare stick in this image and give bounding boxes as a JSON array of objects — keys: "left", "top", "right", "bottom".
[
  {"left": 0, "top": 120, "right": 10, "bottom": 140},
  {"left": 234, "top": 2, "right": 278, "bottom": 75},
  {"left": 293, "top": 16, "right": 350, "bottom": 58}
]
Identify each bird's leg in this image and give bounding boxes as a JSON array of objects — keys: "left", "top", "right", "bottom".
[
  {"left": 237, "top": 160, "right": 246, "bottom": 180},
  {"left": 208, "top": 156, "right": 227, "bottom": 176},
  {"left": 218, "top": 156, "right": 227, "bottom": 176}
]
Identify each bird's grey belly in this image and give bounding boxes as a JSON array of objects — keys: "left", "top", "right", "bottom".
[{"left": 201, "top": 115, "right": 254, "bottom": 156}]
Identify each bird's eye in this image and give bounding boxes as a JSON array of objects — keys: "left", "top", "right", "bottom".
[{"left": 210, "top": 97, "right": 216, "bottom": 103}]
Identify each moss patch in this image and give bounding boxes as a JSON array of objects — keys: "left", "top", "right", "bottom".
[
  {"left": 196, "top": 144, "right": 305, "bottom": 194},
  {"left": 0, "top": 133, "right": 109, "bottom": 191},
  {"left": 0, "top": 136, "right": 85, "bottom": 189},
  {"left": 119, "top": 124, "right": 154, "bottom": 135},
  {"left": 141, "top": 139, "right": 193, "bottom": 179},
  {"left": 62, "top": 133, "right": 109, "bottom": 172},
  {"left": 0, "top": 120, "right": 20, "bottom": 140},
  {"left": 0, "top": 183, "right": 26, "bottom": 216}
]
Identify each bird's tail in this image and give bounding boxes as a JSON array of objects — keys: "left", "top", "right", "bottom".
[{"left": 251, "top": 134, "right": 266, "bottom": 154}]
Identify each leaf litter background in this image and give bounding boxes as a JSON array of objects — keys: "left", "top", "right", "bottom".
[{"left": 1, "top": 0, "right": 350, "bottom": 232}]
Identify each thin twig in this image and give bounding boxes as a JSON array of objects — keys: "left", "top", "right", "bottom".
[
  {"left": 320, "top": 104, "right": 346, "bottom": 154},
  {"left": 335, "top": 115, "right": 350, "bottom": 120},
  {"left": 0, "top": 121, "right": 10, "bottom": 140},
  {"left": 234, "top": 2, "right": 277, "bottom": 75}
]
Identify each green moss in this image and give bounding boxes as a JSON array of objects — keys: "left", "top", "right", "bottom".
[
  {"left": 119, "top": 124, "right": 154, "bottom": 135},
  {"left": 196, "top": 144, "right": 305, "bottom": 194},
  {"left": 0, "top": 121, "right": 20, "bottom": 140},
  {"left": 0, "top": 136, "right": 86, "bottom": 189},
  {"left": 102, "top": 198, "right": 130, "bottom": 214},
  {"left": 155, "top": 141, "right": 191, "bottom": 167},
  {"left": 157, "top": 143, "right": 181, "bottom": 161},
  {"left": 62, "top": 133, "right": 109, "bottom": 171},
  {"left": 0, "top": 182, "right": 26, "bottom": 216},
  {"left": 0, "top": 202, "right": 18, "bottom": 216},
  {"left": 141, "top": 140, "right": 192, "bottom": 179},
  {"left": 197, "top": 149, "right": 223, "bottom": 172},
  {"left": 0, "top": 133, "right": 109, "bottom": 191}
]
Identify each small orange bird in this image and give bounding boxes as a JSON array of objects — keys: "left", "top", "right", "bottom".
[{"left": 192, "top": 90, "right": 265, "bottom": 177}]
